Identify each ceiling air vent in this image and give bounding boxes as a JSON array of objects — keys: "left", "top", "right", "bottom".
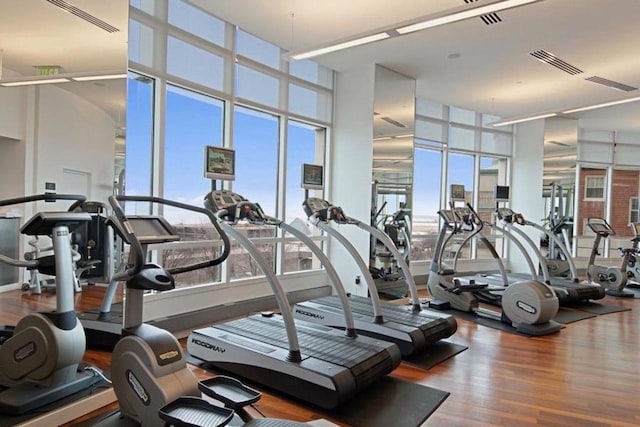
[
  {"left": 463, "top": 0, "right": 503, "bottom": 25},
  {"left": 46, "top": 0, "right": 120, "bottom": 33},
  {"left": 380, "top": 117, "right": 407, "bottom": 128},
  {"left": 585, "top": 76, "right": 637, "bottom": 92},
  {"left": 480, "top": 13, "right": 502, "bottom": 25},
  {"left": 530, "top": 50, "right": 583, "bottom": 75}
]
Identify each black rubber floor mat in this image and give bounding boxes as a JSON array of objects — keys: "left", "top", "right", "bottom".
[
  {"left": 403, "top": 341, "right": 468, "bottom": 370},
  {"left": 571, "top": 302, "right": 632, "bottom": 315},
  {"left": 553, "top": 308, "right": 597, "bottom": 324},
  {"left": 323, "top": 376, "right": 449, "bottom": 427}
]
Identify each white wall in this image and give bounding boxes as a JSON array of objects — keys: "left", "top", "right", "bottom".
[
  {"left": 329, "top": 65, "right": 375, "bottom": 296},
  {"left": 28, "top": 85, "right": 115, "bottom": 212},
  {"left": 0, "top": 86, "right": 26, "bottom": 142},
  {"left": 508, "top": 119, "right": 545, "bottom": 274}
]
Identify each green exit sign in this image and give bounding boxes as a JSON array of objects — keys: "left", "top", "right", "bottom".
[{"left": 36, "top": 66, "right": 61, "bottom": 76}]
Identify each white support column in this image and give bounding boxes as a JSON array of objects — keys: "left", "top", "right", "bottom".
[{"left": 509, "top": 119, "right": 545, "bottom": 274}]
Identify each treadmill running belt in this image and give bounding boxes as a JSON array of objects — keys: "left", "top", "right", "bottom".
[
  {"left": 214, "top": 316, "right": 386, "bottom": 371},
  {"left": 314, "top": 295, "right": 453, "bottom": 331}
]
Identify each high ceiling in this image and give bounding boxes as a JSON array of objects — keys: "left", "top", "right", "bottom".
[
  {"left": 194, "top": 0, "right": 640, "bottom": 132},
  {"left": 0, "top": 0, "right": 128, "bottom": 124}
]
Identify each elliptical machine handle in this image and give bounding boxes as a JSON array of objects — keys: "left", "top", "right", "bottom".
[
  {"left": 115, "top": 195, "right": 231, "bottom": 275},
  {"left": 465, "top": 203, "right": 484, "bottom": 232},
  {"left": 107, "top": 196, "right": 146, "bottom": 281},
  {"left": 0, "top": 193, "right": 87, "bottom": 208}
]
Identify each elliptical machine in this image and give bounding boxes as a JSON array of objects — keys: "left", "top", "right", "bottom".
[
  {"left": 427, "top": 205, "right": 562, "bottom": 336},
  {"left": 0, "top": 193, "right": 101, "bottom": 414},
  {"left": 104, "top": 195, "right": 305, "bottom": 426},
  {"left": 586, "top": 218, "right": 633, "bottom": 298}
]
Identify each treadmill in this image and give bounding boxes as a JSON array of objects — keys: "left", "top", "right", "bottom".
[
  {"left": 187, "top": 189, "right": 401, "bottom": 410},
  {"left": 297, "top": 197, "right": 457, "bottom": 357}
]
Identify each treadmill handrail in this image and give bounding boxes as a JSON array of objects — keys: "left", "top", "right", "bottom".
[
  {"left": 217, "top": 220, "right": 302, "bottom": 359},
  {"left": 310, "top": 217, "right": 384, "bottom": 324},
  {"left": 356, "top": 221, "right": 421, "bottom": 311},
  {"left": 279, "top": 221, "right": 357, "bottom": 336}
]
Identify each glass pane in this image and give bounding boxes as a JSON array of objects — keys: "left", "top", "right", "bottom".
[
  {"left": 578, "top": 141, "right": 613, "bottom": 163},
  {"left": 290, "top": 60, "right": 333, "bottom": 88},
  {"left": 283, "top": 121, "right": 325, "bottom": 273},
  {"left": 416, "top": 98, "right": 446, "bottom": 119},
  {"left": 581, "top": 129, "right": 614, "bottom": 142},
  {"left": 411, "top": 148, "right": 442, "bottom": 261},
  {"left": 231, "top": 106, "right": 279, "bottom": 279},
  {"left": 125, "top": 73, "right": 154, "bottom": 215},
  {"left": 576, "top": 167, "right": 607, "bottom": 257},
  {"left": 482, "top": 113, "right": 505, "bottom": 128},
  {"left": 161, "top": 241, "right": 223, "bottom": 286},
  {"left": 168, "top": 0, "right": 226, "bottom": 46},
  {"left": 608, "top": 168, "right": 640, "bottom": 256},
  {"left": 481, "top": 131, "right": 512, "bottom": 156},
  {"left": 229, "top": 239, "right": 276, "bottom": 280},
  {"left": 235, "top": 64, "right": 279, "bottom": 108},
  {"left": 288, "top": 84, "right": 331, "bottom": 122},
  {"left": 164, "top": 85, "right": 224, "bottom": 223},
  {"left": 237, "top": 29, "right": 280, "bottom": 69},
  {"left": 449, "top": 106, "right": 476, "bottom": 125},
  {"left": 129, "top": 20, "right": 154, "bottom": 67},
  {"left": 167, "top": 36, "right": 224, "bottom": 90},
  {"left": 449, "top": 125, "right": 476, "bottom": 151},
  {"left": 130, "top": 0, "right": 155, "bottom": 15},
  {"left": 447, "top": 152, "right": 475, "bottom": 260},
  {"left": 415, "top": 118, "right": 446, "bottom": 142},
  {"left": 477, "top": 157, "right": 508, "bottom": 259}
]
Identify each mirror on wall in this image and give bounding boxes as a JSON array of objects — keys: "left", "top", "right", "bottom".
[
  {"left": 542, "top": 117, "right": 578, "bottom": 259},
  {"left": 0, "top": 0, "right": 128, "bottom": 201},
  {"left": 0, "top": 0, "right": 128, "bottom": 287},
  {"left": 371, "top": 65, "right": 416, "bottom": 228}
]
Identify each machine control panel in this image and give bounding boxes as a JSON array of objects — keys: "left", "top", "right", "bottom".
[
  {"left": 206, "top": 190, "right": 266, "bottom": 224},
  {"left": 207, "top": 190, "right": 246, "bottom": 211},
  {"left": 587, "top": 218, "right": 614, "bottom": 236},
  {"left": 438, "top": 209, "right": 457, "bottom": 224},
  {"left": 303, "top": 197, "right": 348, "bottom": 223}
]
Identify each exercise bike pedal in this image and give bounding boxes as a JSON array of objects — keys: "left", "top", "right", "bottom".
[{"left": 159, "top": 396, "right": 234, "bottom": 427}]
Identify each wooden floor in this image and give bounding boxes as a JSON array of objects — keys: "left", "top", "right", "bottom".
[{"left": 2, "top": 285, "right": 639, "bottom": 426}]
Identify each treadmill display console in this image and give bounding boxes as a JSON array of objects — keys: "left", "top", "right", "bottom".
[
  {"left": 208, "top": 190, "right": 246, "bottom": 211},
  {"left": 438, "top": 210, "right": 457, "bottom": 224}
]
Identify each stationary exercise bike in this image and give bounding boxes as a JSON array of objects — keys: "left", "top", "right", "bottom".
[
  {"left": 0, "top": 194, "right": 101, "bottom": 414},
  {"left": 620, "top": 222, "right": 640, "bottom": 288},
  {"left": 427, "top": 206, "right": 562, "bottom": 336},
  {"left": 105, "top": 195, "right": 306, "bottom": 426},
  {"left": 586, "top": 218, "right": 633, "bottom": 297}
]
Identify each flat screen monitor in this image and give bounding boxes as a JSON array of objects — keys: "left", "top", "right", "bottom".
[
  {"left": 301, "top": 164, "right": 323, "bottom": 190},
  {"left": 450, "top": 184, "right": 465, "bottom": 201},
  {"left": 495, "top": 185, "right": 510, "bottom": 201},
  {"left": 204, "top": 146, "right": 235, "bottom": 181}
]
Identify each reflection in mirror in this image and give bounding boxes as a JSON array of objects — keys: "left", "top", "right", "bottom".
[
  {"left": 0, "top": 0, "right": 127, "bottom": 288},
  {"left": 371, "top": 65, "right": 415, "bottom": 295},
  {"left": 542, "top": 117, "right": 577, "bottom": 259},
  {"left": 371, "top": 65, "right": 415, "bottom": 225}
]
